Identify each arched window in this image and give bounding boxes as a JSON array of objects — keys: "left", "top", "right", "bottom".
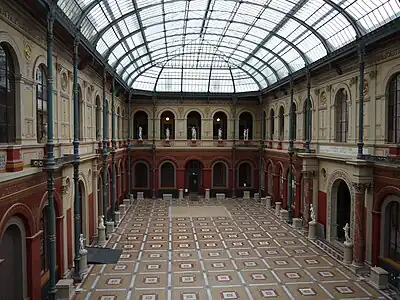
[
  {"left": 239, "top": 111, "right": 253, "bottom": 140},
  {"left": 212, "top": 162, "right": 227, "bottom": 187},
  {"left": 335, "top": 89, "right": 348, "bottom": 143},
  {"left": 269, "top": 109, "right": 274, "bottom": 139},
  {"left": 303, "top": 98, "right": 312, "bottom": 141},
  {"left": 291, "top": 103, "right": 297, "bottom": 140},
  {"left": 95, "top": 96, "right": 101, "bottom": 140},
  {"left": 187, "top": 111, "right": 201, "bottom": 140},
  {"left": 134, "top": 162, "right": 149, "bottom": 188},
  {"left": 78, "top": 86, "right": 83, "bottom": 141},
  {"left": 267, "top": 164, "right": 273, "bottom": 195},
  {"left": 133, "top": 110, "right": 148, "bottom": 139},
  {"left": 97, "top": 175, "right": 103, "bottom": 216},
  {"left": 36, "top": 65, "right": 47, "bottom": 143},
  {"left": 385, "top": 200, "right": 400, "bottom": 263},
  {"left": 213, "top": 111, "right": 227, "bottom": 140},
  {"left": 0, "top": 43, "right": 16, "bottom": 143},
  {"left": 160, "top": 162, "right": 175, "bottom": 188},
  {"left": 279, "top": 106, "right": 285, "bottom": 141},
  {"left": 117, "top": 107, "right": 121, "bottom": 139},
  {"left": 263, "top": 110, "right": 267, "bottom": 140},
  {"left": 388, "top": 73, "right": 400, "bottom": 143},
  {"left": 238, "top": 162, "right": 252, "bottom": 187},
  {"left": 40, "top": 205, "right": 49, "bottom": 273},
  {"left": 160, "top": 111, "right": 175, "bottom": 139}
]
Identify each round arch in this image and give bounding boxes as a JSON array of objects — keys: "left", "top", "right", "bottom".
[
  {"left": 130, "top": 107, "right": 151, "bottom": 119},
  {"left": 237, "top": 160, "right": 254, "bottom": 188},
  {"left": 0, "top": 203, "right": 34, "bottom": 238},
  {"left": 334, "top": 83, "right": 352, "bottom": 103},
  {"left": 211, "top": 108, "right": 231, "bottom": 119},
  {"left": 32, "top": 55, "right": 47, "bottom": 79},
  {"left": 211, "top": 160, "right": 229, "bottom": 188},
  {"left": 210, "top": 157, "right": 232, "bottom": 169},
  {"left": 132, "top": 160, "right": 150, "bottom": 189},
  {"left": 159, "top": 160, "right": 176, "bottom": 188},
  {"left": 157, "top": 156, "right": 179, "bottom": 169},
  {"left": 183, "top": 156, "right": 206, "bottom": 169},
  {"left": 184, "top": 108, "right": 205, "bottom": 119},
  {"left": 379, "top": 194, "right": 400, "bottom": 263},
  {"left": 326, "top": 169, "right": 355, "bottom": 242},
  {"left": 0, "top": 32, "right": 22, "bottom": 74},
  {"left": 157, "top": 108, "right": 178, "bottom": 119},
  {"left": 375, "top": 185, "right": 400, "bottom": 212}
]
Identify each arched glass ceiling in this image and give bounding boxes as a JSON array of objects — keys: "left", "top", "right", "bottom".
[{"left": 58, "top": 0, "right": 400, "bottom": 93}]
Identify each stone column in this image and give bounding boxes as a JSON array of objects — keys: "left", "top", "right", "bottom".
[
  {"left": 282, "top": 176, "right": 288, "bottom": 209},
  {"left": 352, "top": 182, "right": 368, "bottom": 267},
  {"left": 302, "top": 171, "right": 313, "bottom": 224},
  {"left": 272, "top": 173, "right": 279, "bottom": 205}
]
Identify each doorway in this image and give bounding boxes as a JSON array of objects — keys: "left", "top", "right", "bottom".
[
  {"left": 185, "top": 160, "right": 203, "bottom": 196},
  {"left": 336, "top": 180, "right": 351, "bottom": 241}
]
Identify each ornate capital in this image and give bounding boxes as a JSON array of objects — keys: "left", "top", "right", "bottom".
[
  {"left": 352, "top": 182, "right": 370, "bottom": 194},
  {"left": 303, "top": 170, "right": 315, "bottom": 179}
]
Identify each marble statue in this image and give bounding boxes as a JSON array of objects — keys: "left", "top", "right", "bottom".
[
  {"left": 310, "top": 204, "right": 316, "bottom": 222},
  {"left": 343, "top": 223, "right": 351, "bottom": 243},
  {"left": 218, "top": 128, "right": 222, "bottom": 140},
  {"left": 99, "top": 215, "right": 104, "bottom": 226},
  {"left": 138, "top": 126, "right": 143, "bottom": 140},
  {"left": 243, "top": 128, "right": 249, "bottom": 140},
  {"left": 191, "top": 126, "right": 197, "bottom": 140},
  {"left": 79, "top": 233, "right": 85, "bottom": 251},
  {"left": 165, "top": 127, "right": 170, "bottom": 140}
]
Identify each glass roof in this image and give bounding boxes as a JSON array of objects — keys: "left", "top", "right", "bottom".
[{"left": 58, "top": 0, "right": 400, "bottom": 93}]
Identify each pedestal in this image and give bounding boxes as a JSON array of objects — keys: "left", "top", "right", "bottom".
[
  {"left": 216, "top": 193, "right": 225, "bottom": 201},
  {"left": 114, "top": 211, "right": 121, "bottom": 224},
  {"left": 106, "top": 221, "right": 114, "bottom": 237},
  {"left": 98, "top": 221, "right": 106, "bottom": 247},
  {"left": 137, "top": 192, "right": 144, "bottom": 201},
  {"left": 254, "top": 193, "right": 260, "bottom": 202},
  {"left": 370, "top": 267, "right": 389, "bottom": 290},
  {"left": 205, "top": 189, "right": 210, "bottom": 200},
  {"left": 292, "top": 218, "right": 303, "bottom": 229},
  {"left": 280, "top": 209, "right": 289, "bottom": 222},
  {"left": 163, "top": 194, "right": 173, "bottom": 201},
  {"left": 265, "top": 196, "right": 272, "bottom": 209},
  {"left": 275, "top": 202, "right": 281, "bottom": 216},
  {"left": 343, "top": 241, "right": 353, "bottom": 265},
  {"left": 308, "top": 221, "right": 317, "bottom": 240},
  {"left": 130, "top": 194, "right": 134, "bottom": 203},
  {"left": 119, "top": 204, "right": 126, "bottom": 215},
  {"left": 123, "top": 199, "right": 130, "bottom": 208},
  {"left": 55, "top": 279, "right": 74, "bottom": 300},
  {"left": 243, "top": 191, "right": 250, "bottom": 200},
  {"left": 179, "top": 189, "right": 184, "bottom": 200},
  {"left": 79, "top": 249, "right": 88, "bottom": 277}
]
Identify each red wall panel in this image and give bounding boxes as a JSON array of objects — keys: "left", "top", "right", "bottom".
[{"left": 318, "top": 191, "right": 327, "bottom": 227}]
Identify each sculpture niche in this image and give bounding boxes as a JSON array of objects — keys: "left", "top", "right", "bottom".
[
  {"left": 165, "top": 127, "right": 170, "bottom": 141},
  {"left": 191, "top": 126, "right": 197, "bottom": 140},
  {"left": 138, "top": 126, "right": 143, "bottom": 140},
  {"left": 243, "top": 128, "right": 249, "bottom": 141},
  {"left": 218, "top": 128, "right": 223, "bottom": 140}
]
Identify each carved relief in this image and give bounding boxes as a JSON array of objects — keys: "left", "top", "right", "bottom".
[
  {"left": 369, "top": 70, "right": 377, "bottom": 80},
  {"left": 349, "top": 77, "right": 357, "bottom": 87},
  {"left": 23, "top": 40, "right": 32, "bottom": 61},
  {"left": 178, "top": 107, "right": 184, "bottom": 118},
  {"left": 363, "top": 79, "right": 369, "bottom": 95},
  {"left": 320, "top": 91, "right": 327, "bottom": 106},
  {"left": 61, "top": 72, "right": 68, "bottom": 92},
  {"left": 204, "top": 106, "right": 210, "bottom": 118}
]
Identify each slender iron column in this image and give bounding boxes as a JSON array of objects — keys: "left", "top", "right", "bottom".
[
  {"left": 127, "top": 89, "right": 132, "bottom": 197},
  {"left": 231, "top": 97, "right": 237, "bottom": 198},
  {"left": 72, "top": 31, "right": 81, "bottom": 282},
  {"left": 111, "top": 75, "right": 116, "bottom": 223},
  {"left": 152, "top": 96, "right": 156, "bottom": 199},
  {"left": 102, "top": 69, "right": 108, "bottom": 225},
  {"left": 288, "top": 79, "right": 294, "bottom": 223},
  {"left": 259, "top": 95, "right": 264, "bottom": 197},
  {"left": 357, "top": 44, "right": 365, "bottom": 159},
  {"left": 45, "top": 4, "right": 57, "bottom": 298},
  {"left": 305, "top": 71, "right": 311, "bottom": 153}
]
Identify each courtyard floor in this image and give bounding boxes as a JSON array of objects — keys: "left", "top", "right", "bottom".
[{"left": 76, "top": 199, "right": 391, "bottom": 300}]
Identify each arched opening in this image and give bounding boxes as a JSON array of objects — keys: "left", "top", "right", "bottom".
[
  {"left": 185, "top": 160, "right": 203, "bottom": 194},
  {"left": 0, "top": 220, "right": 26, "bottom": 300},
  {"left": 36, "top": 64, "right": 47, "bottom": 143},
  {"left": 121, "top": 109, "right": 125, "bottom": 140},
  {"left": 160, "top": 162, "right": 175, "bottom": 188},
  {"left": 117, "top": 107, "right": 121, "bottom": 140},
  {"left": 0, "top": 42, "right": 16, "bottom": 143},
  {"left": 388, "top": 72, "right": 400, "bottom": 143},
  {"left": 269, "top": 109, "right": 275, "bottom": 140},
  {"left": 187, "top": 111, "right": 201, "bottom": 140},
  {"left": 267, "top": 163, "right": 273, "bottom": 195},
  {"left": 239, "top": 111, "right": 253, "bottom": 140},
  {"left": 383, "top": 199, "right": 400, "bottom": 263},
  {"left": 212, "top": 161, "right": 227, "bottom": 187},
  {"left": 78, "top": 86, "right": 83, "bottom": 141},
  {"left": 303, "top": 98, "right": 312, "bottom": 141},
  {"left": 133, "top": 110, "right": 148, "bottom": 140},
  {"left": 291, "top": 103, "right": 297, "bottom": 141},
  {"left": 78, "top": 180, "right": 86, "bottom": 240},
  {"left": 263, "top": 110, "right": 267, "bottom": 140},
  {"left": 334, "top": 179, "right": 351, "bottom": 241},
  {"left": 160, "top": 111, "right": 175, "bottom": 140},
  {"left": 95, "top": 95, "right": 101, "bottom": 140},
  {"left": 335, "top": 88, "right": 349, "bottom": 143},
  {"left": 97, "top": 174, "right": 103, "bottom": 217},
  {"left": 238, "top": 161, "right": 252, "bottom": 188},
  {"left": 213, "top": 111, "right": 227, "bottom": 140},
  {"left": 279, "top": 106, "right": 284, "bottom": 141},
  {"left": 134, "top": 161, "right": 149, "bottom": 188}
]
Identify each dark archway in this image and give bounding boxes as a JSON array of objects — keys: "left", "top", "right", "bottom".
[
  {"left": 291, "top": 103, "right": 297, "bottom": 140},
  {"left": 160, "top": 111, "right": 175, "bottom": 139},
  {"left": 238, "top": 161, "right": 252, "bottom": 187},
  {"left": 133, "top": 110, "right": 148, "bottom": 139},
  {"left": 160, "top": 162, "right": 175, "bottom": 188},
  {"left": 187, "top": 111, "right": 201, "bottom": 140},
  {"left": 239, "top": 111, "right": 253, "bottom": 140},
  {"left": 279, "top": 106, "right": 284, "bottom": 141},
  {"left": 95, "top": 95, "right": 101, "bottom": 140},
  {"left": 212, "top": 161, "right": 227, "bottom": 187},
  {"left": 269, "top": 109, "right": 275, "bottom": 140},
  {"left": 185, "top": 160, "right": 203, "bottom": 194},
  {"left": 267, "top": 163, "right": 273, "bottom": 195},
  {"left": 134, "top": 162, "right": 149, "bottom": 188},
  {"left": 383, "top": 199, "right": 400, "bottom": 263},
  {"left": 303, "top": 98, "right": 312, "bottom": 141},
  {"left": 336, "top": 180, "right": 351, "bottom": 241},
  {"left": 78, "top": 86, "right": 83, "bottom": 141},
  {"left": 0, "top": 220, "right": 25, "bottom": 300},
  {"left": 335, "top": 88, "right": 348, "bottom": 143},
  {"left": 97, "top": 174, "right": 103, "bottom": 217},
  {"left": 213, "top": 111, "right": 227, "bottom": 140},
  {"left": 78, "top": 180, "right": 86, "bottom": 239}
]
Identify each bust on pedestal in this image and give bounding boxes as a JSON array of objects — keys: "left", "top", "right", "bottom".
[{"left": 97, "top": 216, "right": 106, "bottom": 247}]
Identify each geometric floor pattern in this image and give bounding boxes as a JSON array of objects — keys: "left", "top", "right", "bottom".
[{"left": 76, "top": 198, "right": 391, "bottom": 300}]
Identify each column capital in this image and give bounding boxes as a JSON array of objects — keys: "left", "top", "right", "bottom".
[
  {"left": 352, "top": 182, "right": 370, "bottom": 194},
  {"left": 303, "top": 170, "right": 316, "bottom": 179}
]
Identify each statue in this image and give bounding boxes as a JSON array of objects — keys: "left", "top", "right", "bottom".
[
  {"left": 99, "top": 215, "right": 104, "bottom": 226},
  {"left": 191, "top": 126, "right": 197, "bottom": 140},
  {"left": 343, "top": 223, "right": 351, "bottom": 243},
  {"left": 243, "top": 128, "right": 249, "bottom": 140},
  {"left": 218, "top": 128, "right": 222, "bottom": 140},
  {"left": 138, "top": 126, "right": 143, "bottom": 140},
  {"left": 310, "top": 204, "right": 316, "bottom": 222},
  {"left": 79, "top": 233, "right": 85, "bottom": 251},
  {"left": 165, "top": 127, "right": 170, "bottom": 140}
]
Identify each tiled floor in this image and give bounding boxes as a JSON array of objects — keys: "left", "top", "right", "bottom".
[{"left": 76, "top": 199, "right": 391, "bottom": 300}]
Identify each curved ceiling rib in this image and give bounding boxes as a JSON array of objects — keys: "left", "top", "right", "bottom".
[{"left": 57, "top": 0, "right": 400, "bottom": 94}]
